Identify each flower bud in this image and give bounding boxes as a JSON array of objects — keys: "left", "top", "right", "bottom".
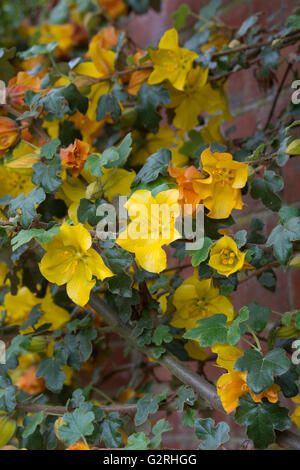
[
  {"left": 277, "top": 324, "right": 298, "bottom": 339},
  {"left": 0, "top": 117, "right": 19, "bottom": 155},
  {"left": 228, "top": 39, "right": 240, "bottom": 48},
  {"left": 0, "top": 416, "right": 17, "bottom": 447},
  {"left": 24, "top": 336, "right": 47, "bottom": 353},
  {"left": 86, "top": 180, "right": 103, "bottom": 200},
  {"left": 54, "top": 416, "right": 66, "bottom": 440}
]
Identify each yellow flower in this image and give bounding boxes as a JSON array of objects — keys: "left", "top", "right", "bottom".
[
  {"left": 100, "top": 168, "right": 136, "bottom": 201},
  {"left": 99, "top": 0, "right": 127, "bottom": 19},
  {"left": 20, "top": 23, "right": 75, "bottom": 57},
  {"left": 168, "top": 68, "right": 232, "bottom": 131},
  {"left": 39, "top": 223, "right": 113, "bottom": 306},
  {"left": 148, "top": 28, "right": 198, "bottom": 91},
  {"left": 55, "top": 47, "right": 116, "bottom": 121},
  {"left": 70, "top": 112, "right": 104, "bottom": 145},
  {"left": 2, "top": 286, "right": 70, "bottom": 332},
  {"left": 212, "top": 344, "right": 280, "bottom": 414},
  {"left": 291, "top": 396, "right": 300, "bottom": 427},
  {"left": 170, "top": 273, "right": 234, "bottom": 331},
  {"left": 208, "top": 236, "right": 245, "bottom": 277},
  {"left": 0, "top": 262, "right": 9, "bottom": 287},
  {"left": 201, "top": 115, "right": 225, "bottom": 144},
  {"left": 184, "top": 340, "right": 208, "bottom": 361},
  {"left": 200, "top": 148, "right": 248, "bottom": 219},
  {"left": 73, "top": 47, "right": 116, "bottom": 120},
  {"left": 116, "top": 189, "right": 181, "bottom": 273}
]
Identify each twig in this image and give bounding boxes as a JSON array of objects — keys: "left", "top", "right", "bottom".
[
  {"left": 239, "top": 261, "right": 279, "bottom": 283},
  {"left": 16, "top": 402, "right": 138, "bottom": 416},
  {"left": 211, "top": 31, "right": 300, "bottom": 59},
  {"left": 88, "top": 294, "right": 300, "bottom": 450},
  {"left": 264, "top": 62, "right": 293, "bottom": 129}
]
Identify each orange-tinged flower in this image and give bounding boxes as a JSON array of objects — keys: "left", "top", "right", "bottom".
[
  {"left": 15, "top": 365, "right": 45, "bottom": 395},
  {"left": 200, "top": 147, "right": 248, "bottom": 219},
  {"left": 212, "top": 344, "right": 280, "bottom": 413},
  {"left": 217, "top": 371, "right": 280, "bottom": 413},
  {"left": 7, "top": 72, "right": 41, "bottom": 109},
  {"left": 118, "top": 388, "right": 137, "bottom": 402},
  {"left": 99, "top": 0, "right": 127, "bottom": 19},
  {"left": 70, "top": 112, "right": 103, "bottom": 145},
  {"left": 66, "top": 441, "right": 90, "bottom": 450},
  {"left": 19, "top": 56, "right": 48, "bottom": 79},
  {"left": 168, "top": 164, "right": 212, "bottom": 215},
  {"left": 127, "top": 51, "right": 152, "bottom": 96},
  {"left": 0, "top": 117, "right": 19, "bottom": 157},
  {"left": 60, "top": 139, "right": 90, "bottom": 177},
  {"left": 88, "top": 26, "right": 119, "bottom": 53}
]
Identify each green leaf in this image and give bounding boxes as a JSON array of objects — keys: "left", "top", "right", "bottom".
[
  {"left": 135, "top": 393, "right": 164, "bottom": 426},
  {"left": 172, "top": 4, "right": 191, "bottom": 29},
  {"left": 8, "top": 187, "right": 46, "bottom": 228},
  {"left": 40, "top": 138, "right": 61, "bottom": 159},
  {"left": 267, "top": 217, "right": 300, "bottom": 264},
  {"left": 183, "top": 314, "right": 227, "bottom": 347},
  {"left": 150, "top": 419, "right": 172, "bottom": 448},
  {"left": 182, "top": 408, "right": 196, "bottom": 427},
  {"left": 152, "top": 325, "right": 173, "bottom": 346},
  {"left": 251, "top": 172, "right": 283, "bottom": 212},
  {"left": 36, "top": 357, "right": 66, "bottom": 393},
  {"left": 0, "top": 385, "right": 17, "bottom": 413},
  {"left": 235, "top": 395, "right": 291, "bottom": 449},
  {"left": 85, "top": 134, "right": 132, "bottom": 176},
  {"left": 32, "top": 155, "right": 62, "bottom": 193},
  {"left": 20, "top": 304, "right": 42, "bottom": 331},
  {"left": 279, "top": 206, "right": 299, "bottom": 224},
  {"left": 108, "top": 273, "right": 132, "bottom": 298},
  {"left": 100, "top": 413, "right": 123, "bottom": 448},
  {"left": 103, "top": 246, "right": 133, "bottom": 274},
  {"left": 136, "top": 84, "right": 170, "bottom": 133},
  {"left": 227, "top": 306, "right": 249, "bottom": 345},
  {"left": 125, "top": 432, "right": 150, "bottom": 450},
  {"left": 234, "top": 348, "right": 290, "bottom": 394},
  {"left": 237, "top": 14, "right": 259, "bottom": 37},
  {"left": 234, "top": 230, "right": 247, "bottom": 248},
  {"left": 58, "top": 408, "right": 95, "bottom": 446},
  {"left": 275, "top": 369, "right": 299, "bottom": 398},
  {"left": 133, "top": 148, "right": 171, "bottom": 185},
  {"left": 246, "top": 302, "right": 270, "bottom": 332},
  {"left": 59, "top": 83, "right": 88, "bottom": 115},
  {"left": 105, "top": 133, "right": 132, "bottom": 168},
  {"left": 96, "top": 93, "right": 121, "bottom": 122},
  {"left": 191, "top": 237, "right": 212, "bottom": 266},
  {"left": 18, "top": 42, "right": 57, "bottom": 59},
  {"left": 22, "top": 412, "right": 44, "bottom": 438},
  {"left": 175, "top": 386, "right": 195, "bottom": 412},
  {"left": 11, "top": 226, "right": 60, "bottom": 251},
  {"left": 195, "top": 418, "right": 230, "bottom": 450}
]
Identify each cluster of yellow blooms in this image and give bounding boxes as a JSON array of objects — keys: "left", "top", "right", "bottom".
[{"left": 1, "top": 14, "right": 298, "bottom": 437}]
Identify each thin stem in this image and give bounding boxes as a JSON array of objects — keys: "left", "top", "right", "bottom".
[{"left": 245, "top": 322, "right": 262, "bottom": 352}]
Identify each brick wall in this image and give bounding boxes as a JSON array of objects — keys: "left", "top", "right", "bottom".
[{"left": 102, "top": 0, "right": 299, "bottom": 449}]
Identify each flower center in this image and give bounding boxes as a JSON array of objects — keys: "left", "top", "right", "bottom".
[
  {"left": 220, "top": 248, "right": 236, "bottom": 265},
  {"left": 212, "top": 168, "right": 235, "bottom": 185}
]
